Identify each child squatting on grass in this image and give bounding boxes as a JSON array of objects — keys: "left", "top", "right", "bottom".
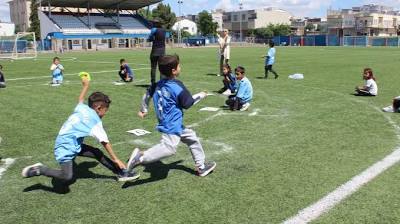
[
  {"left": 21, "top": 75, "right": 139, "bottom": 185},
  {"left": 118, "top": 58, "right": 134, "bottom": 82},
  {"left": 0, "top": 65, "right": 6, "bottom": 88},
  {"left": 354, "top": 68, "right": 378, "bottom": 96},
  {"left": 217, "top": 63, "right": 237, "bottom": 96},
  {"left": 225, "top": 66, "right": 253, "bottom": 111},
  {"left": 127, "top": 54, "right": 216, "bottom": 177},
  {"left": 50, "top": 57, "right": 64, "bottom": 86}
]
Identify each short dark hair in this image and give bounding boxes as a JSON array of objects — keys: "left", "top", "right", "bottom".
[
  {"left": 53, "top": 57, "right": 60, "bottom": 62},
  {"left": 269, "top": 41, "right": 275, "bottom": 47},
  {"left": 88, "top": 92, "right": 111, "bottom": 109},
  {"left": 235, "top": 66, "right": 245, "bottom": 74},
  {"left": 158, "top": 55, "right": 180, "bottom": 77},
  {"left": 120, "top": 58, "right": 125, "bottom": 64}
]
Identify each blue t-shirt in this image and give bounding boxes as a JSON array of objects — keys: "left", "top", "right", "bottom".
[
  {"left": 266, "top": 47, "right": 276, "bottom": 65},
  {"left": 51, "top": 64, "right": 64, "bottom": 80},
  {"left": 120, "top": 64, "right": 134, "bottom": 78},
  {"left": 236, "top": 77, "right": 253, "bottom": 103},
  {"left": 54, "top": 103, "right": 109, "bottom": 163},
  {"left": 151, "top": 79, "right": 194, "bottom": 135},
  {"left": 226, "top": 72, "right": 237, "bottom": 92}
]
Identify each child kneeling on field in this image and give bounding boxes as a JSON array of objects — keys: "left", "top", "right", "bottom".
[
  {"left": 0, "top": 65, "right": 6, "bottom": 88},
  {"left": 225, "top": 66, "right": 253, "bottom": 111},
  {"left": 22, "top": 76, "right": 139, "bottom": 185}
]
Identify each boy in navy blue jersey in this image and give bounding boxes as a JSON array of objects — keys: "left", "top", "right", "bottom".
[
  {"left": 119, "top": 59, "right": 134, "bottom": 82},
  {"left": 127, "top": 55, "right": 216, "bottom": 177}
]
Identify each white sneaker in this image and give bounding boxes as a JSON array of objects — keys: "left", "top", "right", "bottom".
[
  {"left": 51, "top": 83, "right": 61, "bottom": 87},
  {"left": 382, "top": 105, "right": 394, "bottom": 113},
  {"left": 240, "top": 103, "right": 250, "bottom": 111},
  {"left": 222, "top": 89, "right": 232, "bottom": 96}
]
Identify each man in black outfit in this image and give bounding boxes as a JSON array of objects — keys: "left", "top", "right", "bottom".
[{"left": 148, "top": 20, "right": 166, "bottom": 85}]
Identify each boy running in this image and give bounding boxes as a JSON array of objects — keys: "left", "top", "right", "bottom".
[{"left": 128, "top": 55, "right": 216, "bottom": 177}]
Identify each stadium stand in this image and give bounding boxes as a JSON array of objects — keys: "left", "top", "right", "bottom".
[{"left": 38, "top": 0, "right": 161, "bottom": 51}]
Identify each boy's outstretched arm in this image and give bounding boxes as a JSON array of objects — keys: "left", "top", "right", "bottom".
[
  {"left": 138, "top": 84, "right": 156, "bottom": 118},
  {"left": 78, "top": 78, "right": 90, "bottom": 103},
  {"left": 101, "top": 142, "right": 126, "bottom": 169}
]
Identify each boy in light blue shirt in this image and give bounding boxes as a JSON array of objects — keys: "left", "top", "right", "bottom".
[
  {"left": 50, "top": 57, "right": 64, "bottom": 86},
  {"left": 22, "top": 76, "right": 139, "bottom": 186},
  {"left": 263, "top": 41, "right": 279, "bottom": 79},
  {"left": 226, "top": 66, "right": 253, "bottom": 111}
]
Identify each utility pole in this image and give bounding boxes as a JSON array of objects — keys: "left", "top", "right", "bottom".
[
  {"left": 239, "top": 2, "right": 243, "bottom": 42},
  {"left": 177, "top": 0, "right": 183, "bottom": 45}
]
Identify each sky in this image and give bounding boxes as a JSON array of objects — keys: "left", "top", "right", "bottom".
[{"left": 1, "top": 0, "right": 400, "bottom": 23}]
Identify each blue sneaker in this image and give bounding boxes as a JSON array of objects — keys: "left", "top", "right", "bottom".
[
  {"left": 117, "top": 169, "right": 140, "bottom": 182},
  {"left": 196, "top": 161, "right": 216, "bottom": 177}
]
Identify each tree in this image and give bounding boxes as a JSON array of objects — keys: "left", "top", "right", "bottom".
[
  {"left": 197, "top": 10, "right": 217, "bottom": 36},
  {"left": 271, "top": 24, "right": 291, "bottom": 36},
  {"left": 137, "top": 7, "right": 153, "bottom": 20},
  {"left": 152, "top": 3, "right": 176, "bottom": 30},
  {"left": 305, "top": 23, "right": 315, "bottom": 32},
  {"left": 29, "top": 0, "right": 40, "bottom": 40}
]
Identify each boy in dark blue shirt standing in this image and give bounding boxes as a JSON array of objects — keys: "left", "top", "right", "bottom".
[{"left": 128, "top": 55, "right": 216, "bottom": 177}]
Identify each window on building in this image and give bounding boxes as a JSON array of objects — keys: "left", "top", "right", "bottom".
[
  {"left": 242, "top": 14, "right": 246, "bottom": 20},
  {"left": 233, "top": 15, "right": 238, "bottom": 21}
]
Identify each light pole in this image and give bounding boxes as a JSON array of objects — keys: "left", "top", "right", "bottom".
[
  {"left": 239, "top": 2, "right": 243, "bottom": 42},
  {"left": 177, "top": 0, "right": 183, "bottom": 45}
]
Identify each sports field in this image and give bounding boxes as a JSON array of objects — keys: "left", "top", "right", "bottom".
[{"left": 1, "top": 46, "right": 400, "bottom": 223}]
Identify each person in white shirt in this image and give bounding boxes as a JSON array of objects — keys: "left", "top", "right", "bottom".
[
  {"left": 218, "top": 29, "right": 231, "bottom": 76},
  {"left": 355, "top": 68, "right": 378, "bottom": 96}
]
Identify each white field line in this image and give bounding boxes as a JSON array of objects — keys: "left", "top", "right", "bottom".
[
  {"left": 0, "top": 158, "right": 16, "bottom": 180},
  {"left": 283, "top": 86, "right": 400, "bottom": 224},
  {"left": 187, "top": 111, "right": 224, "bottom": 128},
  {"left": 203, "top": 139, "right": 233, "bottom": 155},
  {"left": 7, "top": 67, "right": 150, "bottom": 81},
  {"left": 11, "top": 79, "right": 147, "bottom": 88}
]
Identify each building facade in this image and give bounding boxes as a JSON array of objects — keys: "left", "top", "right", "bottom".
[
  {"left": 172, "top": 19, "right": 197, "bottom": 35},
  {"left": 327, "top": 4, "right": 400, "bottom": 36},
  {"left": 8, "top": 0, "right": 31, "bottom": 32},
  {"left": 222, "top": 7, "right": 292, "bottom": 37}
]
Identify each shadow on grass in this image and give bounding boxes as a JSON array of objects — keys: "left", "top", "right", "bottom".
[
  {"left": 135, "top": 84, "right": 151, "bottom": 88},
  {"left": 121, "top": 160, "right": 195, "bottom": 189},
  {"left": 255, "top": 76, "right": 267, "bottom": 79},
  {"left": 205, "top": 73, "right": 219, "bottom": 76},
  {"left": 23, "top": 161, "right": 115, "bottom": 194}
]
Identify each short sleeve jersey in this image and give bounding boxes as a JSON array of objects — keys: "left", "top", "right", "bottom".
[{"left": 54, "top": 103, "right": 109, "bottom": 161}]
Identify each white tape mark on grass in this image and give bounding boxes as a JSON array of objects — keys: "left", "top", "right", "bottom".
[
  {"left": 283, "top": 147, "right": 400, "bottom": 224},
  {"left": 284, "top": 86, "right": 400, "bottom": 224},
  {"left": 0, "top": 158, "right": 16, "bottom": 180},
  {"left": 7, "top": 67, "right": 150, "bottom": 81},
  {"left": 203, "top": 139, "right": 233, "bottom": 155},
  {"left": 187, "top": 111, "right": 224, "bottom": 128}
]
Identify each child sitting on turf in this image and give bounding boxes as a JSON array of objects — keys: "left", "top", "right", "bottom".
[
  {"left": 118, "top": 59, "right": 134, "bottom": 82},
  {"left": 217, "top": 64, "right": 237, "bottom": 96},
  {"left": 50, "top": 57, "right": 64, "bottom": 86},
  {"left": 354, "top": 68, "right": 378, "bottom": 96},
  {"left": 225, "top": 66, "right": 253, "bottom": 111},
  {"left": 22, "top": 76, "right": 139, "bottom": 184},
  {"left": 0, "top": 65, "right": 6, "bottom": 88},
  {"left": 127, "top": 54, "right": 216, "bottom": 177}
]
